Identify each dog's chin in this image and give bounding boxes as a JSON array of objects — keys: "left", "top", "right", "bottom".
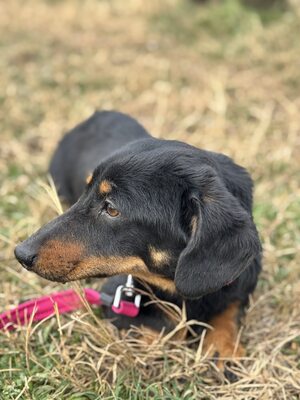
[
  {"left": 32, "top": 266, "right": 110, "bottom": 283},
  {"left": 32, "top": 269, "right": 69, "bottom": 284}
]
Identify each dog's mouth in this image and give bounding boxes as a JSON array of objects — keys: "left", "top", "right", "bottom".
[
  {"left": 21, "top": 252, "right": 178, "bottom": 294},
  {"left": 32, "top": 264, "right": 77, "bottom": 283},
  {"left": 33, "top": 268, "right": 114, "bottom": 283},
  {"left": 31, "top": 256, "right": 120, "bottom": 283},
  {"left": 45, "top": 275, "right": 69, "bottom": 284}
]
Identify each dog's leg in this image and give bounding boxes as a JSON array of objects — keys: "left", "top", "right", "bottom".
[{"left": 204, "top": 302, "right": 245, "bottom": 369}]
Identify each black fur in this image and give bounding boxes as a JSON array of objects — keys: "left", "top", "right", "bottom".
[
  {"left": 15, "top": 110, "right": 262, "bottom": 335},
  {"left": 49, "top": 111, "right": 150, "bottom": 204}
]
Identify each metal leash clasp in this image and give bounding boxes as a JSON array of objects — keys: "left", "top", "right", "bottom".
[{"left": 112, "top": 274, "right": 141, "bottom": 311}]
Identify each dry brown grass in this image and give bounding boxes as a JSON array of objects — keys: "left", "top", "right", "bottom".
[{"left": 0, "top": 0, "right": 299, "bottom": 398}]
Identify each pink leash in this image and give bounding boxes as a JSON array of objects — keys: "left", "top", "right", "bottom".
[{"left": 0, "top": 276, "right": 141, "bottom": 331}]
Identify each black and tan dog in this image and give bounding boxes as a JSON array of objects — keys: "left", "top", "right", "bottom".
[{"left": 15, "top": 111, "right": 261, "bottom": 363}]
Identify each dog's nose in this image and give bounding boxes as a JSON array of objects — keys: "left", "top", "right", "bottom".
[{"left": 14, "top": 243, "right": 37, "bottom": 271}]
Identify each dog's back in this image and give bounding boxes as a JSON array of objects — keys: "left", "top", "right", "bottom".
[{"left": 50, "top": 111, "right": 150, "bottom": 204}]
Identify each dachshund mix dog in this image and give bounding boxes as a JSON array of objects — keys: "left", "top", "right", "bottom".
[{"left": 15, "top": 111, "right": 262, "bottom": 365}]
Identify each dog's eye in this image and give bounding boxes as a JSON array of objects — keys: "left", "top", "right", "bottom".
[{"left": 104, "top": 202, "right": 120, "bottom": 218}]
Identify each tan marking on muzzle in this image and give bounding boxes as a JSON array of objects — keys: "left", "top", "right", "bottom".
[
  {"left": 66, "top": 255, "right": 176, "bottom": 293},
  {"left": 35, "top": 240, "right": 84, "bottom": 280},
  {"left": 149, "top": 246, "right": 170, "bottom": 268},
  {"left": 99, "top": 180, "right": 112, "bottom": 195}
]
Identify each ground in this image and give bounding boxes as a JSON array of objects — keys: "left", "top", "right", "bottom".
[{"left": 0, "top": 0, "right": 299, "bottom": 399}]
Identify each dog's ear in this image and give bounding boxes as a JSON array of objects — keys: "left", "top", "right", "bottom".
[{"left": 175, "top": 165, "right": 261, "bottom": 299}]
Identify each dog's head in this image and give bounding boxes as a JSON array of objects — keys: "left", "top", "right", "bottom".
[{"left": 15, "top": 139, "right": 261, "bottom": 298}]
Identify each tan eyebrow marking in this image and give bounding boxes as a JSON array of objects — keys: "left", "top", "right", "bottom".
[
  {"left": 149, "top": 246, "right": 170, "bottom": 268},
  {"left": 86, "top": 173, "right": 93, "bottom": 184},
  {"left": 99, "top": 180, "right": 112, "bottom": 194}
]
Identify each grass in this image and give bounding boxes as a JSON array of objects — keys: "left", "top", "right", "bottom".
[{"left": 0, "top": 0, "right": 299, "bottom": 398}]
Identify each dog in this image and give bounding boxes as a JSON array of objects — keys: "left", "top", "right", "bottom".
[{"left": 15, "top": 110, "right": 262, "bottom": 366}]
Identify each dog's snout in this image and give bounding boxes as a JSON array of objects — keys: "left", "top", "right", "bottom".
[{"left": 14, "top": 243, "right": 37, "bottom": 271}]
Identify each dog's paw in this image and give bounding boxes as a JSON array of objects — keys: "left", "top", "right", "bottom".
[{"left": 204, "top": 327, "right": 245, "bottom": 374}]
